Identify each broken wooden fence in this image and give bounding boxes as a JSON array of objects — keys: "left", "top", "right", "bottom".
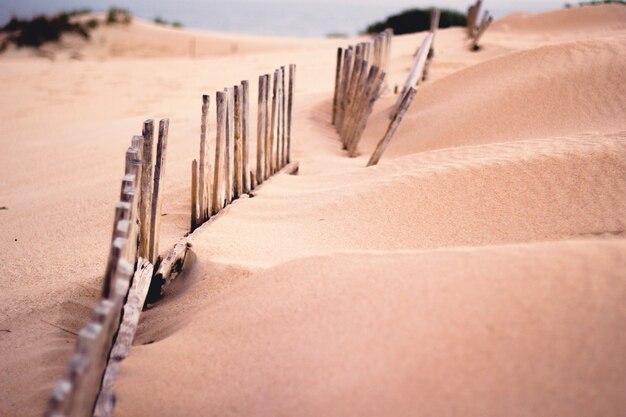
[
  {"left": 191, "top": 64, "right": 298, "bottom": 231},
  {"left": 332, "top": 29, "right": 391, "bottom": 157},
  {"left": 44, "top": 119, "right": 183, "bottom": 417},
  {"left": 467, "top": 0, "right": 493, "bottom": 50}
]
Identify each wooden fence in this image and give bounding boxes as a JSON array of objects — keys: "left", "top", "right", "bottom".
[
  {"left": 332, "top": 29, "right": 392, "bottom": 157},
  {"left": 44, "top": 63, "right": 299, "bottom": 417},
  {"left": 191, "top": 64, "right": 297, "bottom": 231},
  {"left": 44, "top": 120, "right": 171, "bottom": 417},
  {"left": 467, "top": 0, "right": 493, "bottom": 50}
]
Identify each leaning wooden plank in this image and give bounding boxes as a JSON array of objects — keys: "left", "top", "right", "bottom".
[
  {"left": 93, "top": 259, "right": 154, "bottom": 417},
  {"left": 422, "top": 8, "right": 440, "bottom": 82},
  {"left": 191, "top": 159, "right": 198, "bottom": 231},
  {"left": 150, "top": 240, "right": 190, "bottom": 298},
  {"left": 341, "top": 60, "right": 368, "bottom": 147},
  {"left": 391, "top": 33, "right": 433, "bottom": 117},
  {"left": 149, "top": 118, "right": 169, "bottom": 264},
  {"left": 233, "top": 85, "right": 243, "bottom": 199},
  {"left": 241, "top": 80, "right": 251, "bottom": 194},
  {"left": 256, "top": 75, "right": 266, "bottom": 185},
  {"left": 276, "top": 68, "right": 283, "bottom": 170},
  {"left": 212, "top": 91, "right": 226, "bottom": 215},
  {"left": 287, "top": 64, "right": 295, "bottom": 164},
  {"left": 332, "top": 47, "right": 343, "bottom": 125},
  {"left": 471, "top": 14, "right": 493, "bottom": 50},
  {"left": 199, "top": 94, "right": 210, "bottom": 222},
  {"left": 368, "top": 87, "right": 417, "bottom": 167},
  {"left": 139, "top": 120, "right": 154, "bottom": 260}
]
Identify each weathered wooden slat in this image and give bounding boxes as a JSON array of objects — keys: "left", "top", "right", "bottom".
[
  {"left": 149, "top": 118, "right": 169, "bottom": 264},
  {"left": 199, "top": 94, "right": 210, "bottom": 222},
  {"left": 287, "top": 64, "right": 295, "bottom": 164},
  {"left": 368, "top": 87, "right": 416, "bottom": 167},
  {"left": 336, "top": 47, "right": 353, "bottom": 133},
  {"left": 241, "top": 80, "right": 251, "bottom": 194},
  {"left": 263, "top": 74, "right": 271, "bottom": 180},
  {"left": 347, "top": 68, "right": 386, "bottom": 156},
  {"left": 269, "top": 69, "right": 279, "bottom": 175},
  {"left": 224, "top": 88, "right": 233, "bottom": 206},
  {"left": 212, "top": 91, "right": 226, "bottom": 215},
  {"left": 150, "top": 240, "right": 190, "bottom": 298},
  {"left": 256, "top": 75, "right": 266, "bottom": 185},
  {"left": 233, "top": 85, "right": 243, "bottom": 199},
  {"left": 332, "top": 48, "right": 343, "bottom": 125},
  {"left": 280, "top": 66, "right": 286, "bottom": 168},
  {"left": 139, "top": 120, "right": 154, "bottom": 260},
  {"left": 391, "top": 33, "right": 433, "bottom": 117},
  {"left": 472, "top": 14, "right": 493, "bottom": 50},
  {"left": 191, "top": 159, "right": 198, "bottom": 231},
  {"left": 93, "top": 259, "right": 153, "bottom": 417},
  {"left": 422, "top": 8, "right": 440, "bottom": 81},
  {"left": 341, "top": 59, "right": 368, "bottom": 146}
]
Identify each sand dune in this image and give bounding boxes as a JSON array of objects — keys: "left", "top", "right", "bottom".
[
  {"left": 117, "top": 239, "right": 626, "bottom": 417},
  {"left": 0, "top": 4, "right": 624, "bottom": 417}
]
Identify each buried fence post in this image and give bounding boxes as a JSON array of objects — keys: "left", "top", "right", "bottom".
[
  {"left": 270, "top": 69, "right": 279, "bottom": 175},
  {"left": 281, "top": 65, "right": 287, "bottom": 168},
  {"left": 472, "top": 14, "right": 493, "bottom": 50},
  {"left": 263, "top": 74, "right": 271, "bottom": 180},
  {"left": 422, "top": 8, "right": 440, "bottom": 81},
  {"left": 224, "top": 88, "right": 233, "bottom": 206},
  {"left": 368, "top": 87, "right": 416, "bottom": 167},
  {"left": 149, "top": 118, "right": 169, "bottom": 264}
]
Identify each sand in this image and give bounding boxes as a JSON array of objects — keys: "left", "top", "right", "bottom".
[{"left": 0, "top": 4, "right": 624, "bottom": 417}]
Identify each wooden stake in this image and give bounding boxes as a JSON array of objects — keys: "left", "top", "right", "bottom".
[
  {"left": 224, "top": 88, "right": 233, "bottom": 206},
  {"left": 347, "top": 68, "right": 386, "bottom": 156},
  {"left": 368, "top": 87, "right": 416, "bottom": 167},
  {"left": 422, "top": 8, "right": 440, "bottom": 82},
  {"left": 472, "top": 14, "right": 493, "bottom": 50},
  {"left": 149, "top": 119, "right": 169, "bottom": 263},
  {"left": 269, "top": 69, "right": 279, "bottom": 175},
  {"left": 233, "top": 85, "right": 243, "bottom": 199},
  {"left": 256, "top": 75, "right": 266, "bottom": 184},
  {"left": 337, "top": 47, "right": 353, "bottom": 133},
  {"left": 199, "top": 94, "right": 210, "bottom": 221},
  {"left": 212, "top": 91, "right": 226, "bottom": 215},
  {"left": 332, "top": 47, "right": 343, "bottom": 125},
  {"left": 287, "top": 64, "right": 295, "bottom": 164},
  {"left": 263, "top": 74, "right": 271, "bottom": 180},
  {"left": 280, "top": 66, "right": 287, "bottom": 168},
  {"left": 191, "top": 159, "right": 198, "bottom": 231},
  {"left": 241, "top": 80, "right": 251, "bottom": 194},
  {"left": 392, "top": 33, "right": 433, "bottom": 117},
  {"left": 139, "top": 120, "right": 154, "bottom": 259}
]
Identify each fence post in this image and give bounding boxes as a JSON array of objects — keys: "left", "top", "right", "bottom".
[
  {"left": 224, "top": 88, "right": 233, "bottom": 206},
  {"left": 270, "top": 69, "right": 279, "bottom": 175},
  {"left": 149, "top": 118, "right": 169, "bottom": 263},
  {"left": 332, "top": 48, "right": 343, "bottom": 125},
  {"left": 368, "top": 87, "right": 416, "bottom": 167},
  {"left": 139, "top": 120, "right": 154, "bottom": 259},
  {"left": 191, "top": 159, "right": 198, "bottom": 231},
  {"left": 241, "top": 80, "right": 251, "bottom": 194},
  {"left": 280, "top": 66, "right": 287, "bottom": 168},
  {"left": 287, "top": 64, "right": 295, "bottom": 164},
  {"left": 233, "top": 85, "right": 243, "bottom": 199},
  {"left": 212, "top": 91, "right": 226, "bottom": 215},
  {"left": 256, "top": 75, "right": 266, "bottom": 185},
  {"left": 263, "top": 74, "right": 271, "bottom": 180},
  {"left": 199, "top": 94, "right": 210, "bottom": 222}
]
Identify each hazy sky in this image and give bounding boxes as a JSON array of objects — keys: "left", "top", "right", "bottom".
[{"left": 0, "top": 0, "right": 574, "bottom": 36}]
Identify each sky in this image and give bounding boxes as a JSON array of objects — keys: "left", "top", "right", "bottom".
[{"left": 0, "top": 0, "right": 574, "bottom": 36}]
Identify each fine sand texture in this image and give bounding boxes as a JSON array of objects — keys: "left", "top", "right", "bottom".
[{"left": 0, "top": 4, "right": 625, "bottom": 417}]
